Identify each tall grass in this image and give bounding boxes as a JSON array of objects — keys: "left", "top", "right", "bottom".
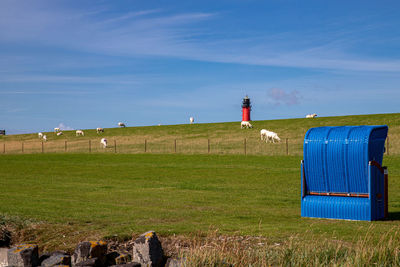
[{"left": 181, "top": 227, "right": 400, "bottom": 266}]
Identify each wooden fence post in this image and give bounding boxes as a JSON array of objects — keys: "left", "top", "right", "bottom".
[
  {"left": 114, "top": 140, "right": 117, "bottom": 153},
  {"left": 174, "top": 139, "right": 177, "bottom": 153},
  {"left": 244, "top": 138, "right": 247, "bottom": 155},
  {"left": 41, "top": 141, "right": 44, "bottom": 153},
  {"left": 65, "top": 141, "right": 67, "bottom": 152},
  {"left": 89, "top": 140, "right": 91, "bottom": 153},
  {"left": 22, "top": 142, "right": 24, "bottom": 153},
  {"left": 144, "top": 139, "right": 147, "bottom": 153},
  {"left": 208, "top": 139, "right": 210, "bottom": 154},
  {"left": 3, "top": 142, "right": 5, "bottom": 154},
  {"left": 286, "top": 138, "right": 288, "bottom": 155}
]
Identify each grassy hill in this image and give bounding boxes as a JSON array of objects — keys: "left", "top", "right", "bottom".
[{"left": 1, "top": 113, "right": 399, "bottom": 155}]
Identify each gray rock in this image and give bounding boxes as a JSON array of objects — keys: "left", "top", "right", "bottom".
[
  {"left": 132, "top": 231, "right": 163, "bottom": 267},
  {"left": 0, "top": 247, "right": 8, "bottom": 267},
  {"left": 165, "top": 258, "right": 186, "bottom": 267},
  {"left": 40, "top": 253, "right": 70, "bottom": 267},
  {"left": 7, "top": 244, "right": 39, "bottom": 267},
  {"left": 72, "top": 241, "right": 107, "bottom": 267},
  {"left": 105, "top": 252, "right": 131, "bottom": 266},
  {"left": 74, "top": 257, "right": 100, "bottom": 267}
]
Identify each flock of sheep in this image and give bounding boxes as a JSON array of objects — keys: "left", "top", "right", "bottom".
[
  {"left": 241, "top": 113, "right": 318, "bottom": 143},
  {"left": 37, "top": 122, "right": 127, "bottom": 148},
  {"left": 35, "top": 114, "right": 316, "bottom": 148}
]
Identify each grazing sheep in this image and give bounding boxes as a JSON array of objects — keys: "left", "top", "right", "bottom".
[
  {"left": 38, "top": 132, "right": 43, "bottom": 138},
  {"left": 190, "top": 117, "right": 194, "bottom": 124},
  {"left": 306, "top": 113, "right": 317, "bottom": 118},
  {"left": 56, "top": 132, "right": 63, "bottom": 136},
  {"left": 76, "top": 130, "right": 84, "bottom": 136},
  {"left": 54, "top": 127, "right": 60, "bottom": 132},
  {"left": 118, "top": 122, "right": 126, "bottom": 128},
  {"left": 96, "top": 127, "right": 104, "bottom": 133},
  {"left": 241, "top": 121, "right": 253, "bottom": 129},
  {"left": 100, "top": 138, "right": 107, "bottom": 148},
  {"left": 260, "top": 129, "right": 281, "bottom": 143},
  {"left": 42, "top": 135, "right": 47, "bottom": 141}
]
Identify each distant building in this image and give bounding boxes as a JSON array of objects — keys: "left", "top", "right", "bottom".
[{"left": 0, "top": 130, "right": 5, "bottom": 135}]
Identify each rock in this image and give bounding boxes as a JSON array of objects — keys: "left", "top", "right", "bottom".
[
  {"left": 41, "top": 253, "right": 71, "bottom": 267},
  {"left": 0, "top": 226, "right": 11, "bottom": 247},
  {"left": 165, "top": 258, "right": 186, "bottom": 267},
  {"left": 72, "top": 241, "right": 107, "bottom": 267},
  {"left": 109, "top": 263, "right": 140, "bottom": 267},
  {"left": 105, "top": 252, "right": 131, "bottom": 266},
  {"left": 7, "top": 244, "right": 39, "bottom": 267},
  {"left": 132, "top": 231, "right": 163, "bottom": 267},
  {"left": 74, "top": 257, "right": 101, "bottom": 267},
  {"left": 0, "top": 248, "right": 8, "bottom": 267}
]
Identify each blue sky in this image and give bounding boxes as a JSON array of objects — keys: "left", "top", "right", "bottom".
[{"left": 1, "top": 0, "right": 399, "bottom": 134}]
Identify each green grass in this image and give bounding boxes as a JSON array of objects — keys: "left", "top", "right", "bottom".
[
  {"left": 1, "top": 113, "right": 399, "bottom": 155},
  {"left": 1, "top": 153, "right": 400, "bottom": 244}
]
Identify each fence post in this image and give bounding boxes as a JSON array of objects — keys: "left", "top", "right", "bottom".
[
  {"left": 3, "top": 142, "right": 5, "bottom": 154},
  {"left": 208, "top": 139, "right": 210, "bottom": 154},
  {"left": 22, "top": 141, "right": 24, "bottom": 153},
  {"left": 65, "top": 141, "right": 67, "bottom": 152},
  {"left": 174, "top": 139, "right": 177, "bottom": 153},
  {"left": 286, "top": 138, "right": 288, "bottom": 155},
  {"left": 114, "top": 140, "right": 117, "bottom": 153},
  {"left": 89, "top": 140, "right": 91, "bottom": 153},
  {"left": 41, "top": 141, "right": 44, "bottom": 153},
  {"left": 244, "top": 138, "right": 247, "bottom": 155},
  {"left": 387, "top": 135, "right": 389, "bottom": 155},
  {"left": 144, "top": 139, "right": 147, "bottom": 153}
]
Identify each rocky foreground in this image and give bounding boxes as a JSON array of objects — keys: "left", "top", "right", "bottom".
[{"left": 0, "top": 230, "right": 184, "bottom": 267}]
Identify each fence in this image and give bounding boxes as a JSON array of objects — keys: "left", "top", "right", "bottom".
[{"left": 0, "top": 135, "right": 395, "bottom": 156}]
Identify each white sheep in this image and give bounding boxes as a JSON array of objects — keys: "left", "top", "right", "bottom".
[
  {"left": 190, "top": 117, "right": 194, "bottom": 124},
  {"left": 118, "top": 122, "right": 126, "bottom": 128},
  {"left": 56, "top": 132, "right": 63, "bottom": 136},
  {"left": 76, "top": 130, "right": 84, "bottom": 136},
  {"left": 54, "top": 127, "right": 60, "bottom": 132},
  {"left": 306, "top": 113, "right": 317, "bottom": 118},
  {"left": 42, "top": 135, "right": 47, "bottom": 141},
  {"left": 38, "top": 132, "right": 43, "bottom": 138},
  {"left": 241, "top": 121, "right": 253, "bottom": 129},
  {"left": 100, "top": 138, "right": 107, "bottom": 148},
  {"left": 260, "top": 129, "right": 281, "bottom": 143},
  {"left": 96, "top": 127, "right": 104, "bottom": 133}
]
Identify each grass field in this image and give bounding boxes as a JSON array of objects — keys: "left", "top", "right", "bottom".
[
  {"left": 1, "top": 113, "right": 400, "bottom": 265},
  {"left": 1, "top": 113, "right": 399, "bottom": 155}
]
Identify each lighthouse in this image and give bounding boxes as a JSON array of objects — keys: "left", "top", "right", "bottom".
[{"left": 242, "top": 95, "right": 251, "bottom": 122}]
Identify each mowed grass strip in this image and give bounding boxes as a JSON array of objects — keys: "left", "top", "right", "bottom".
[{"left": 1, "top": 153, "right": 400, "bottom": 243}]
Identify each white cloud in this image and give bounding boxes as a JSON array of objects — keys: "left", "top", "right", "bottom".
[
  {"left": 58, "top": 123, "right": 74, "bottom": 131},
  {"left": 268, "top": 88, "right": 302, "bottom": 106}
]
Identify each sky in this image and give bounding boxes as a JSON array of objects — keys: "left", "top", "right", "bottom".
[{"left": 1, "top": 0, "right": 400, "bottom": 134}]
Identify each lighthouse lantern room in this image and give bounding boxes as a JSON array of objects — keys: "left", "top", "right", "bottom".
[{"left": 242, "top": 95, "right": 251, "bottom": 122}]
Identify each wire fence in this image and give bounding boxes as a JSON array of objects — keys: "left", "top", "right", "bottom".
[{"left": 0, "top": 135, "right": 395, "bottom": 156}]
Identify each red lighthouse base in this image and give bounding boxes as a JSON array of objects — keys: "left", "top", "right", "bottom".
[{"left": 242, "top": 107, "right": 251, "bottom": 121}]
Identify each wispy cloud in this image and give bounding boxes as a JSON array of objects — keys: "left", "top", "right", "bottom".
[
  {"left": 1, "top": 2, "right": 399, "bottom": 73},
  {"left": 268, "top": 88, "right": 302, "bottom": 106},
  {"left": 58, "top": 123, "right": 74, "bottom": 131}
]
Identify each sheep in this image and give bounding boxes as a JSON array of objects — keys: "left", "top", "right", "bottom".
[
  {"left": 96, "top": 127, "right": 104, "bottom": 133},
  {"left": 118, "top": 122, "right": 126, "bottom": 128},
  {"left": 42, "top": 135, "right": 47, "bottom": 141},
  {"left": 76, "top": 130, "right": 84, "bottom": 136},
  {"left": 190, "top": 117, "right": 194, "bottom": 124},
  {"left": 38, "top": 132, "right": 43, "bottom": 138},
  {"left": 260, "top": 129, "right": 281, "bottom": 143},
  {"left": 54, "top": 127, "right": 60, "bottom": 132},
  {"left": 56, "top": 132, "right": 63, "bottom": 136},
  {"left": 241, "top": 121, "right": 253, "bottom": 129},
  {"left": 306, "top": 113, "right": 317, "bottom": 118},
  {"left": 100, "top": 138, "right": 107, "bottom": 148}
]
